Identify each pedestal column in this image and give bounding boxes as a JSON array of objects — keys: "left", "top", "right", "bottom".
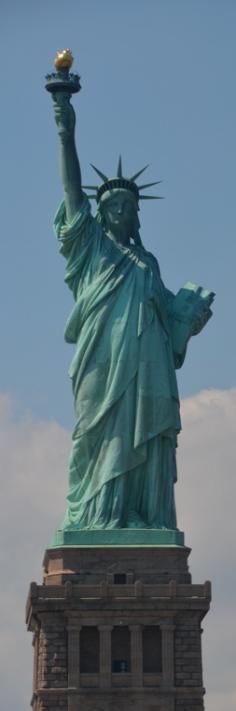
[
  {"left": 32, "top": 631, "right": 39, "bottom": 693},
  {"left": 160, "top": 622, "right": 175, "bottom": 687},
  {"left": 129, "top": 624, "right": 143, "bottom": 686},
  {"left": 67, "top": 620, "right": 81, "bottom": 689},
  {"left": 99, "top": 625, "right": 113, "bottom": 688}
]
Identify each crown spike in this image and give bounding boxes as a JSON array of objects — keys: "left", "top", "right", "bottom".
[
  {"left": 138, "top": 180, "right": 162, "bottom": 190},
  {"left": 129, "top": 165, "right": 149, "bottom": 182},
  {"left": 82, "top": 185, "right": 99, "bottom": 190},
  {"left": 117, "top": 155, "right": 123, "bottom": 178},
  {"left": 139, "top": 195, "right": 164, "bottom": 200},
  {"left": 90, "top": 164, "right": 108, "bottom": 182}
]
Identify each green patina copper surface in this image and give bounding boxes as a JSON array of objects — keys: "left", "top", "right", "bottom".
[
  {"left": 47, "top": 56, "right": 214, "bottom": 544},
  {"left": 50, "top": 528, "right": 185, "bottom": 548}
]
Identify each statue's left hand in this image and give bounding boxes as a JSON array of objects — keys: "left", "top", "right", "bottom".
[{"left": 191, "top": 308, "right": 212, "bottom": 336}]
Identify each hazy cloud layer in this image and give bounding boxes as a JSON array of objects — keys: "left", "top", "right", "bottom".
[{"left": 0, "top": 388, "right": 235, "bottom": 711}]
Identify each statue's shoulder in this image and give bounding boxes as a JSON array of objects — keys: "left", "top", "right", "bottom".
[{"left": 141, "top": 247, "right": 161, "bottom": 277}]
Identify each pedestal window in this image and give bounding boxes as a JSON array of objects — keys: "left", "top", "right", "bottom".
[
  {"left": 142, "top": 625, "right": 162, "bottom": 673},
  {"left": 80, "top": 626, "right": 99, "bottom": 673},
  {"left": 111, "top": 625, "right": 131, "bottom": 673}
]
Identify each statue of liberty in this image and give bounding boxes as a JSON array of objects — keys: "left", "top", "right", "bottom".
[{"left": 48, "top": 51, "right": 214, "bottom": 533}]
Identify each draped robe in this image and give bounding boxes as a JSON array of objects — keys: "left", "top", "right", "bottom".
[{"left": 54, "top": 195, "right": 186, "bottom": 530}]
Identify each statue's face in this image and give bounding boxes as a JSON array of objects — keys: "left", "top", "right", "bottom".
[{"left": 101, "top": 190, "right": 138, "bottom": 244}]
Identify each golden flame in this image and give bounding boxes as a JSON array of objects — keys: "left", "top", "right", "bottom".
[{"left": 54, "top": 49, "right": 73, "bottom": 70}]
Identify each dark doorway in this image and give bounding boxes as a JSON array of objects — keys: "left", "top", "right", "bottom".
[
  {"left": 80, "top": 626, "right": 99, "bottom": 673},
  {"left": 111, "top": 626, "right": 131, "bottom": 672},
  {"left": 142, "top": 625, "right": 162, "bottom": 673}
]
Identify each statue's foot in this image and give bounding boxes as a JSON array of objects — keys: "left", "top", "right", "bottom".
[{"left": 126, "top": 511, "right": 148, "bottom": 529}]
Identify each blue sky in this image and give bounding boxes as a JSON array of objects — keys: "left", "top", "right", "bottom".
[
  {"left": 1, "top": 0, "right": 236, "bottom": 427},
  {"left": 1, "top": 2, "right": 236, "bottom": 711}
]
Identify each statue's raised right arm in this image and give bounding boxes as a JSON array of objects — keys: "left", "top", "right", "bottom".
[{"left": 53, "top": 93, "right": 83, "bottom": 223}]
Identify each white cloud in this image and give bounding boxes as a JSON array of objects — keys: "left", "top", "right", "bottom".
[
  {"left": 176, "top": 387, "right": 236, "bottom": 711},
  {"left": 0, "top": 393, "right": 70, "bottom": 711},
  {"left": 207, "top": 691, "right": 236, "bottom": 711},
  {"left": 177, "top": 387, "right": 236, "bottom": 573},
  {"left": 0, "top": 388, "right": 235, "bottom": 711}
]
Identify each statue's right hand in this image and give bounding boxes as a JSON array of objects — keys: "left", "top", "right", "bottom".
[{"left": 52, "top": 92, "right": 76, "bottom": 140}]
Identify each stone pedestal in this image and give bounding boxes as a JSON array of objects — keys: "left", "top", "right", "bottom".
[{"left": 26, "top": 542, "right": 211, "bottom": 711}]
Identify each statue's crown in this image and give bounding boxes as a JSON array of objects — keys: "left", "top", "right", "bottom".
[{"left": 83, "top": 157, "right": 162, "bottom": 203}]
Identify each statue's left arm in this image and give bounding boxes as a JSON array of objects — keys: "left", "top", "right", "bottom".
[{"left": 165, "top": 286, "right": 214, "bottom": 369}]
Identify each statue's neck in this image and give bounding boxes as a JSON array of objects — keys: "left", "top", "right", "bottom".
[{"left": 106, "top": 228, "right": 130, "bottom": 246}]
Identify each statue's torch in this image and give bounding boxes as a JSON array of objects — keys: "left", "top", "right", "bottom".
[{"left": 45, "top": 48, "right": 81, "bottom": 97}]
